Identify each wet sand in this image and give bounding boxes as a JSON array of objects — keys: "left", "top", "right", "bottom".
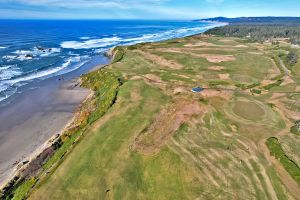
[{"left": 0, "top": 55, "right": 109, "bottom": 187}]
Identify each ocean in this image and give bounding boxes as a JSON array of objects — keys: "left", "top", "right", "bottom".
[{"left": 0, "top": 20, "right": 221, "bottom": 102}]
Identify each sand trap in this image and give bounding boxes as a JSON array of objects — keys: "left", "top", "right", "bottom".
[
  {"left": 219, "top": 74, "right": 230, "bottom": 80},
  {"left": 235, "top": 45, "right": 248, "bottom": 48},
  {"left": 208, "top": 66, "right": 225, "bottom": 71},
  {"left": 144, "top": 74, "right": 163, "bottom": 83},
  {"left": 199, "top": 54, "right": 236, "bottom": 63}
]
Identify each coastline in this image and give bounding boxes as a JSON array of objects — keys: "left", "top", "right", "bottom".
[
  {"left": 0, "top": 26, "right": 222, "bottom": 196},
  {"left": 0, "top": 55, "right": 110, "bottom": 190}
]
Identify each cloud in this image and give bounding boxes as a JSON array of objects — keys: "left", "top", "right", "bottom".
[
  {"left": 1, "top": 0, "right": 169, "bottom": 9},
  {"left": 0, "top": 0, "right": 204, "bottom": 19}
]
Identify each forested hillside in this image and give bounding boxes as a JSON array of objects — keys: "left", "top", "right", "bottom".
[{"left": 204, "top": 17, "right": 300, "bottom": 44}]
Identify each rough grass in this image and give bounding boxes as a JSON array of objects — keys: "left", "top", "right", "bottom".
[
  {"left": 232, "top": 101, "right": 265, "bottom": 121},
  {"left": 15, "top": 35, "right": 300, "bottom": 199},
  {"left": 266, "top": 137, "right": 300, "bottom": 185},
  {"left": 30, "top": 81, "right": 204, "bottom": 200}
]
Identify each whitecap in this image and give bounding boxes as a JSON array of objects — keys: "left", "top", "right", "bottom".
[
  {"left": 0, "top": 65, "right": 22, "bottom": 81},
  {"left": 61, "top": 36, "right": 121, "bottom": 49},
  {"left": 0, "top": 46, "right": 7, "bottom": 49},
  {"left": 80, "top": 37, "right": 91, "bottom": 40}
]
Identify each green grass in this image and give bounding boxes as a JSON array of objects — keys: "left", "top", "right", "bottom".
[
  {"left": 262, "top": 79, "right": 284, "bottom": 90},
  {"left": 266, "top": 137, "right": 300, "bottom": 185},
  {"left": 232, "top": 101, "right": 265, "bottom": 121},
  {"left": 3, "top": 70, "right": 120, "bottom": 200},
  {"left": 29, "top": 81, "right": 206, "bottom": 199},
  {"left": 8, "top": 35, "right": 299, "bottom": 199}
]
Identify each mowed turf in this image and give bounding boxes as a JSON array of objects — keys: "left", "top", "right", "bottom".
[{"left": 29, "top": 36, "right": 300, "bottom": 199}]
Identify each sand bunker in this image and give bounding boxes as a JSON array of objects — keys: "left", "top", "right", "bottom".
[
  {"left": 208, "top": 66, "right": 225, "bottom": 71},
  {"left": 199, "top": 54, "right": 236, "bottom": 63},
  {"left": 235, "top": 45, "right": 248, "bottom": 48},
  {"left": 219, "top": 74, "right": 230, "bottom": 80}
]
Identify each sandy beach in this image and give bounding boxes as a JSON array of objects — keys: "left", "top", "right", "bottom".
[
  {"left": 0, "top": 55, "right": 110, "bottom": 187},
  {"left": 0, "top": 78, "right": 89, "bottom": 186}
]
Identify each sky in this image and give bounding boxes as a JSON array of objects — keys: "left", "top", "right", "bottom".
[{"left": 0, "top": 0, "right": 300, "bottom": 20}]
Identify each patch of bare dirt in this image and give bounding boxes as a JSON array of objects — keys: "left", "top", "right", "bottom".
[
  {"left": 296, "top": 86, "right": 300, "bottom": 92},
  {"left": 136, "top": 50, "right": 184, "bottom": 69},
  {"left": 132, "top": 101, "right": 204, "bottom": 155}
]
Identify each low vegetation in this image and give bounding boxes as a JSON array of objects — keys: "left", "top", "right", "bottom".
[
  {"left": 6, "top": 34, "right": 300, "bottom": 199},
  {"left": 204, "top": 17, "right": 300, "bottom": 44},
  {"left": 266, "top": 137, "right": 300, "bottom": 184}
]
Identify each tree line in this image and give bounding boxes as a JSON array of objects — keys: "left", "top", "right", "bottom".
[{"left": 205, "top": 24, "right": 300, "bottom": 45}]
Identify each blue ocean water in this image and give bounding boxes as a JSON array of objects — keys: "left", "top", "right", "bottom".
[{"left": 0, "top": 20, "right": 221, "bottom": 102}]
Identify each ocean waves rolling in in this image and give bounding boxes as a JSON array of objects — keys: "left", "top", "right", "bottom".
[{"left": 0, "top": 20, "right": 222, "bottom": 102}]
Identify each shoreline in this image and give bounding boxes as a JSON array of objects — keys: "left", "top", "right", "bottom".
[
  {"left": 0, "top": 55, "right": 110, "bottom": 189},
  {"left": 0, "top": 29, "right": 217, "bottom": 194}
]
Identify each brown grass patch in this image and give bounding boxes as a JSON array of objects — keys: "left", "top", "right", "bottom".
[{"left": 132, "top": 101, "right": 204, "bottom": 155}]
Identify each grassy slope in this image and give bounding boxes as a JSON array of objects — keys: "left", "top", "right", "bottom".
[{"left": 28, "top": 36, "right": 300, "bottom": 199}]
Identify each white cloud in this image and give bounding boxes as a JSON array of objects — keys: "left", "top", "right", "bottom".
[
  {"left": 0, "top": 0, "right": 204, "bottom": 19},
  {"left": 1, "top": 0, "right": 169, "bottom": 9}
]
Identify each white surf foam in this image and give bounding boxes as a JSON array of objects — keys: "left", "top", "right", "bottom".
[
  {"left": 61, "top": 36, "right": 121, "bottom": 49},
  {"left": 4, "top": 47, "right": 61, "bottom": 61},
  {"left": 0, "top": 65, "right": 22, "bottom": 81},
  {"left": 80, "top": 37, "right": 91, "bottom": 40}
]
